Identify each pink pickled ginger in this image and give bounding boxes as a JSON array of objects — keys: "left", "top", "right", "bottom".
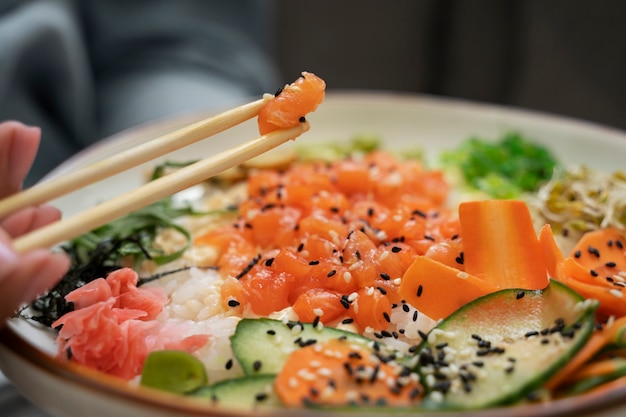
[{"left": 53, "top": 268, "right": 209, "bottom": 380}]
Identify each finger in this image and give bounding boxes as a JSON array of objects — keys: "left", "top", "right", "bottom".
[
  {"left": 0, "top": 121, "right": 41, "bottom": 197},
  {"left": 0, "top": 205, "right": 62, "bottom": 238},
  {"left": 0, "top": 249, "right": 70, "bottom": 322}
]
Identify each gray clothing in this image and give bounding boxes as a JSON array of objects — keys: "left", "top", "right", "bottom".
[{"left": 0, "top": 0, "right": 279, "bottom": 186}]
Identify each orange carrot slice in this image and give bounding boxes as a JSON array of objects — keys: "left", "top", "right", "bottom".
[
  {"left": 546, "top": 315, "right": 626, "bottom": 390},
  {"left": 399, "top": 255, "right": 498, "bottom": 320},
  {"left": 258, "top": 71, "right": 326, "bottom": 135},
  {"left": 568, "top": 227, "right": 626, "bottom": 281},
  {"left": 274, "top": 338, "right": 422, "bottom": 407},
  {"left": 459, "top": 200, "right": 549, "bottom": 290},
  {"left": 556, "top": 258, "right": 626, "bottom": 318},
  {"left": 538, "top": 223, "right": 565, "bottom": 279}
]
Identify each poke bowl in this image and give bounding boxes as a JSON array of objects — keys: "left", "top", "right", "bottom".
[{"left": 1, "top": 92, "right": 626, "bottom": 417}]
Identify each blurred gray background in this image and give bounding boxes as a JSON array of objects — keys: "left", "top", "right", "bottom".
[{"left": 273, "top": 0, "right": 625, "bottom": 131}]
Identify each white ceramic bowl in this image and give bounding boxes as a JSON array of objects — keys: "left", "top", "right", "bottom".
[{"left": 1, "top": 92, "right": 626, "bottom": 417}]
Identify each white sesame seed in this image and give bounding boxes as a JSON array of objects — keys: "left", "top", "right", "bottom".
[
  {"left": 348, "top": 292, "right": 359, "bottom": 302},
  {"left": 288, "top": 377, "right": 299, "bottom": 388},
  {"left": 343, "top": 271, "right": 352, "bottom": 283},
  {"left": 349, "top": 261, "right": 362, "bottom": 271},
  {"left": 379, "top": 250, "right": 390, "bottom": 260},
  {"left": 429, "top": 391, "right": 444, "bottom": 403},
  {"left": 610, "top": 289, "right": 623, "bottom": 298},
  {"left": 313, "top": 308, "right": 324, "bottom": 317},
  {"left": 456, "top": 271, "right": 470, "bottom": 280},
  {"left": 345, "top": 390, "right": 359, "bottom": 401},
  {"left": 297, "top": 369, "right": 317, "bottom": 381}
]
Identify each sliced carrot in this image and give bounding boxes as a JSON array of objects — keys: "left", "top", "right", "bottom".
[
  {"left": 568, "top": 358, "right": 626, "bottom": 383},
  {"left": 555, "top": 260, "right": 626, "bottom": 318},
  {"left": 274, "top": 339, "right": 422, "bottom": 407},
  {"left": 538, "top": 223, "right": 565, "bottom": 279},
  {"left": 258, "top": 71, "right": 326, "bottom": 135},
  {"left": 546, "top": 315, "right": 626, "bottom": 390},
  {"left": 568, "top": 227, "right": 626, "bottom": 280},
  {"left": 399, "top": 255, "right": 498, "bottom": 320},
  {"left": 459, "top": 200, "right": 549, "bottom": 290}
]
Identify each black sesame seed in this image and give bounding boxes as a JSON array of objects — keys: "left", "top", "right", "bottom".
[
  {"left": 266, "top": 329, "right": 276, "bottom": 335},
  {"left": 391, "top": 246, "right": 402, "bottom": 253},
  {"left": 590, "top": 269, "right": 599, "bottom": 277},
  {"left": 225, "top": 359, "right": 233, "bottom": 370},
  {"left": 412, "top": 210, "right": 427, "bottom": 218},
  {"left": 327, "top": 269, "right": 337, "bottom": 277},
  {"left": 588, "top": 245, "right": 601, "bottom": 257},
  {"left": 377, "top": 286, "right": 388, "bottom": 295},
  {"left": 228, "top": 299, "right": 241, "bottom": 307},
  {"left": 264, "top": 258, "right": 275, "bottom": 267},
  {"left": 574, "top": 250, "right": 581, "bottom": 258},
  {"left": 606, "top": 261, "right": 617, "bottom": 268},
  {"left": 309, "top": 260, "right": 320, "bottom": 265},
  {"left": 341, "top": 318, "right": 354, "bottom": 324},
  {"left": 516, "top": 291, "right": 525, "bottom": 300},
  {"left": 253, "top": 360, "right": 262, "bottom": 371},
  {"left": 455, "top": 252, "right": 465, "bottom": 265},
  {"left": 383, "top": 312, "right": 391, "bottom": 323},
  {"left": 616, "top": 240, "right": 624, "bottom": 249},
  {"left": 380, "top": 272, "right": 391, "bottom": 281},
  {"left": 417, "top": 285, "right": 423, "bottom": 297},
  {"left": 299, "top": 116, "right": 306, "bottom": 123},
  {"left": 255, "top": 392, "right": 269, "bottom": 402},
  {"left": 348, "top": 351, "right": 363, "bottom": 360}
]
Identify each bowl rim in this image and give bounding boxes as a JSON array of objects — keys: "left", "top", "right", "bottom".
[{"left": 2, "top": 91, "right": 626, "bottom": 416}]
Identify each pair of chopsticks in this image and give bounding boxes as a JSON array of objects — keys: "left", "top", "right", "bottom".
[{"left": 1, "top": 96, "right": 310, "bottom": 254}]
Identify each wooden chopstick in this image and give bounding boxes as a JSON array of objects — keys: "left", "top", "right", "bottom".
[
  {"left": 13, "top": 122, "right": 309, "bottom": 254},
  {"left": 0, "top": 96, "right": 271, "bottom": 219}
]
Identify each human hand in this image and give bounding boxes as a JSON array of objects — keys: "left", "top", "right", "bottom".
[{"left": 0, "top": 121, "right": 70, "bottom": 322}]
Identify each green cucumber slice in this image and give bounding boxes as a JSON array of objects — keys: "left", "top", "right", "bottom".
[
  {"left": 230, "top": 318, "right": 375, "bottom": 375},
  {"left": 417, "top": 280, "right": 597, "bottom": 410},
  {"left": 192, "top": 374, "right": 280, "bottom": 409}
]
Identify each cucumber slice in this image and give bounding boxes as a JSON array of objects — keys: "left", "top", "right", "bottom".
[
  {"left": 192, "top": 375, "right": 281, "bottom": 409},
  {"left": 417, "top": 280, "right": 597, "bottom": 410},
  {"left": 230, "top": 318, "right": 375, "bottom": 375}
]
